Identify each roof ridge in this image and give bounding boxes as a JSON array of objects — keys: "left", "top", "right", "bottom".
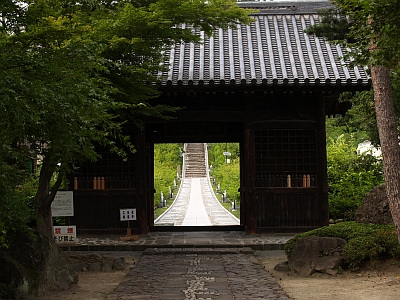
[{"left": 238, "top": 0, "right": 333, "bottom": 15}]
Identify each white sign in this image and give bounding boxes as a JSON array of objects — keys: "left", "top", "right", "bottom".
[
  {"left": 120, "top": 208, "right": 137, "bottom": 221},
  {"left": 51, "top": 191, "right": 74, "bottom": 217},
  {"left": 223, "top": 152, "right": 231, "bottom": 156},
  {"left": 53, "top": 225, "right": 77, "bottom": 244}
]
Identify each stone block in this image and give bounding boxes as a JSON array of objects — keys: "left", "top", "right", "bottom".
[{"left": 288, "top": 236, "right": 346, "bottom": 276}]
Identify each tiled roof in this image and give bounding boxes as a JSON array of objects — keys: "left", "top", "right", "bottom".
[{"left": 159, "top": 1, "right": 370, "bottom": 88}]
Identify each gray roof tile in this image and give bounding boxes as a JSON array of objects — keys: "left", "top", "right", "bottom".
[{"left": 159, "top": 6, "right": 369, "bottom": 87}]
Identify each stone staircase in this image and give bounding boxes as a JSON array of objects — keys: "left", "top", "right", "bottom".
[{"left": 184, "top": 143, "right": 207, "bottom": 178}]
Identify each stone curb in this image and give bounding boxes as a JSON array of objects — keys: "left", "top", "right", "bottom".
[
  {"left": 62, "top": 243, "right": 285, "bottom": 252},
  {"left": 142, "top": 247, "right": 254, "bottom": 255}
]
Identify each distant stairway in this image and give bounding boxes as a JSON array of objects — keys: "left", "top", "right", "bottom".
[
  {"left": 154, "top": 142, "right": 239, "bottom": 226},
  {"left": 184, "top": 143, "right": 207, "bottom": 178}
]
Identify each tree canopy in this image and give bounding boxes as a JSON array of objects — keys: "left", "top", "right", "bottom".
[
  {"left": 327, "top": 70, "right": 400, "bottom": 147},
  {"left": 307, "top": 0, "right": 400, "bottom": 66},
  {"left": 0, "top": 0, "right": 252, "bottom": 238}
]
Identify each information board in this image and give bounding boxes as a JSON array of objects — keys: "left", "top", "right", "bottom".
[
  {"left": 51, "top": 191, "right": 74, "bottom": 217},
  {"left": 120, "top": 208, "right": 137, "bottom": 221}
]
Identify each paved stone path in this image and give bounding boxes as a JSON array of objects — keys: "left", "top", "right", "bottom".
[
  {"left": 69, "top": 142, "right": 294, "bottom": 299},
  {"left": 109, "top": 248, "right": 290, "bottom": 300},
  {"left": 155, "top": 178, "right": 240, "bottom": 226},
  {"left": 182, "top": 178, "right": 212, "bottom": 226},
  {"left": 73, "top": 231, "right": 292, "bottom": 251}
]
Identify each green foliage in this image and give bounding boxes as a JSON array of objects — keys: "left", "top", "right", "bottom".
[
  {"left": 303, "top": 1, "right": 400, "bottom": 236},
  {"left": 154, "top": 143, "right": 182, "bottom": 208},
  {"left": 208, "top": 143, "right": 240, "bottom": 203},
  {"left": 307, "top": 0, "right": 400, "bottom": 67},
  {"left": 344, "top": 231, "right": 400, "bottom": 269},
  {"left": 326, "top": 71, "right": 400, "bottom": 147},
  {"left": 0, "top": 0, "right": 251, "bottom": 235},
  {"left": 0, "top": 162, "right": 36, "bottom": 249},
  {"left": 285, "top": 222, "right": 400, "bottom": 269},
  {"left": 0, "top": 282, "right": 16, "bottom": 299},
  {"left": 208, "top": 143, "right": 240, "bottom": 167},
  {"left": 326, "top": 133, "right": 383, "bottom": 220},
  {"left": 211, "top": 160, "right": 240, "bottom": 203},
  {"left": 326, "top": 106, "right": 371, "bottom": 143},
  {"left": 305, "top": 8, "right": 353, "bottom": 41}
]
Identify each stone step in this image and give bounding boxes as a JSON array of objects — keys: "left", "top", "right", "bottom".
[{"left": 184, "top": 143, "right": 207, "bottom": 177}]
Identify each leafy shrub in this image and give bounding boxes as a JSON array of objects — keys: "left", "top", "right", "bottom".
[
  {"left": 326, "top": 134, "right": 383, "bottom": 220},
  {"left": 284, "top": 222, "right": 400, "bottom": 270},
  {"left": 343, "top": 230, "right": 400, "bottom": 269}
]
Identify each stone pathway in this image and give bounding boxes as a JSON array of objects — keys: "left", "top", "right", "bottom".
[
  {"left": 68, "top": 142, "right": 293, "bottom": 299},
  {"left": 73, "top": 231, "right": 292, "bottom": 251},
  {"left": 108, "top": 248, "right": 290, "bottom": 299},
  {"left": 155, "top": 178, "right": 240, "bottom": 226},
  {"left": 181, "top": 178, "right": 212, "bottom": 226}
]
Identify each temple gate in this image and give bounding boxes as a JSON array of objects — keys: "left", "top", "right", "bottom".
[{"left": 69, "top": 1, "right": 370, "bottom": 234}]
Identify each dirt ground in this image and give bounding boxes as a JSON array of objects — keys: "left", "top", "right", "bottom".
[
  {"left": 260, "top": 254, "right": 400, "bottom": 300},
  {"left": 33, "top": 251, "right": 400, "bottom": 300},
  {"left": 32, "top": 270, "right": 128, "bottom": 300}
]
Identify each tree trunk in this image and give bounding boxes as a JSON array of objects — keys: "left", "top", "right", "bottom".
[
  {"left": 34, "top": 154, "right": 62, "bottom": 238},
  {"left": 371, "top": 65, "right": 400, "bottom": 242}
]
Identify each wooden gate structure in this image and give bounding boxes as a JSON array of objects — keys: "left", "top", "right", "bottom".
[{"left": 69, "top": 0, "right": 370, "bottom": 235}]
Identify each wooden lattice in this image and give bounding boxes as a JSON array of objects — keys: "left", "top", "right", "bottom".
[
  {"left": 72, "top": 146, "right": 136, "bottom": 190},
  {"left": 255, "top": 129, "right": 318, "bottom": 187}
]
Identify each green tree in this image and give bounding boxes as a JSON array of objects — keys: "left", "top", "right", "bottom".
[
  {"left": 0, "top": 154, "right": 36, "bottom": 249},
  {"left": 326, "top": 72, "right": 400, "bottom": 147},
  {"left": 208, "top": 143, "right": 240, "bottom": 202},
  {"left": 307, "top": 0, "right": 400, "bottom": 242},
  {"left": 0, "top": 0, "right": 251, "bottom": 238},
  {"left": 0, "top": 0, "right": 251, "bottom": 293},
  {"left": 154, "top": 143, "right": 182, "bottom": 209}
]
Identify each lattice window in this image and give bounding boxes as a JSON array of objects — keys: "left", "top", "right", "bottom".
[
  {"left": 255, "top": 129, "right": 318, "bottom": 187},
  {"left": 73, "top": 146, "right": 136, "bottom": 190}
]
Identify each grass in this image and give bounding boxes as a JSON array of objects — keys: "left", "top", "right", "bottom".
[
  {"left": 154, "top": 198, "right": 175, "bottom": 219},
  {"left": 221, "top": 202, "right": 240, "bottom": 219}
]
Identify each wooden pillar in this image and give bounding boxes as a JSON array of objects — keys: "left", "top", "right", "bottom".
[
  {"left": 134, "top": 126, "right": 149, "bottom": 235},
  {"left": 318, "top": 94, "right": 329, "bottom": 225},
  {"left": 244, "top": 95, "right": 256, "bottom": 233},
  {"left": 147, "top": 143, "right": 155, "bottom": 226}
]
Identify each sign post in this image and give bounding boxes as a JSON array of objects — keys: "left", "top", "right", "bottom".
[
  {"left": 223, "top": 151, "right": 231, "bottom": 164},
  {"left": 119, "top": 208, "right": 138, "bottom": 241},
  {"left": 51, "top": 191, "right": 76, "bottom": 249}
]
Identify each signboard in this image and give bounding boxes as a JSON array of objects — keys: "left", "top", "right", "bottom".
[
  {"left": 223, "top": 151, "right": 231, "bottom": 156},
  {"left": 51, "top": 191, "right": 74, "bottom": 217},
  {"left": 120, "top": 208, "right": 137, "bottom": 221},
  {"left": 53, "top": 225, "right": 76, "bottom": 244}
]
